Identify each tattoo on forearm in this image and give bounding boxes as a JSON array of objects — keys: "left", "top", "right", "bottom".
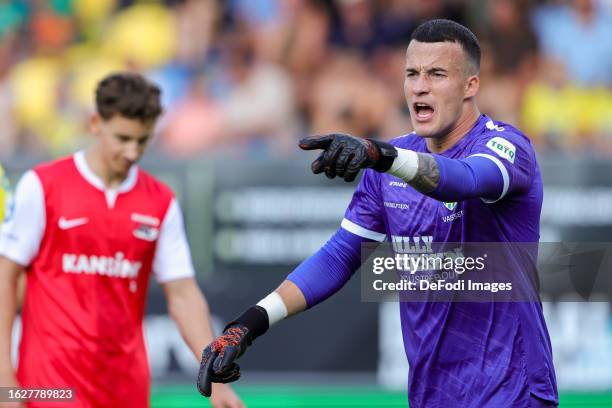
[{"left": 409, "top": 153, "right": 440, "bottom": 194}]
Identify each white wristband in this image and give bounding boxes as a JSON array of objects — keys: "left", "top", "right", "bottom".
[
  {"left": 387, "top": 148, "right": 419, "bottom": 182},
  {"left": 256, "top": 292, "right": 288, "bottom": 326}
]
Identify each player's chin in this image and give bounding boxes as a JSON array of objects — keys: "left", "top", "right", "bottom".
[
  {"left": 114, "top": 163, "right": 132, "bottom": 177},
  {"left": 411, "top": 122, "right": 438, "bottom": 138}
]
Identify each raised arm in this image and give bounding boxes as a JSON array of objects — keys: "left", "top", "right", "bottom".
[{"left": 298, "top": 133, "right": 508, "bottom": 202}]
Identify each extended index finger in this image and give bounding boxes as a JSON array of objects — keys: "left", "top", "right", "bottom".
[{"left": 298, "top": 135, "right": 333, "bottom": 151}]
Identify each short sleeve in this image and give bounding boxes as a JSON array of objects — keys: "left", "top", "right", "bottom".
[
  {"left": 468, "top": 123, "right": 536, "bottom": 203},
  {"left": 341, "top": 169, "right": 386, "bottom": 241},
  {"left": 0, "top": 170, "right": 46, "bottom": 266},
  {"left": 152, "top": 198, "right": 196, "bottom": 283}
]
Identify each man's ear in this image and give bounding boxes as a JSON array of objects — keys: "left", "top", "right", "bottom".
[
  {"left": 89, "top": 113, "right": 102, "bottom": 136},
  {"left": 464, "top": 74, "right": 479, "bottom": 99}
]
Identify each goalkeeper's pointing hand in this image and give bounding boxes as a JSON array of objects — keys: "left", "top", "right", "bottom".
[{"left": 299, "top": 133, "right": 398, "bottom": 182}]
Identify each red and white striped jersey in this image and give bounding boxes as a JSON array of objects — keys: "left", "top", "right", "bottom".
[{"left": 0, "top": 151, "right": 195, "bottom": 407}]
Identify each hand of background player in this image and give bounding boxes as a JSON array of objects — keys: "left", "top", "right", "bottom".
[
  {"left": 197, "top": 324, "right": 251, "bottom": 398},
  {"left": 209, "top": 383, "right": 245, "bottom": 408},
  {"left": 299, "top": 133, "right": 398, "bottom": 182}
]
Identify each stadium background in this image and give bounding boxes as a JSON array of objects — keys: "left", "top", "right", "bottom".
[{"left": 2, "top": 0, "right": 612, "bottom": 406}]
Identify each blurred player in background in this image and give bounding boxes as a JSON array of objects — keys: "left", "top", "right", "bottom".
[
  {"left": 198, "top": 19, "right": 558, "bottom": 407},
  {"left": 0, "top": 73, "right": 243, "bottom": 408}
]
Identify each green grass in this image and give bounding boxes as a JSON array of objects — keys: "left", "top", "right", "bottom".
[{"left": 151, "top": 385, "right": 612, "bottom": 407}]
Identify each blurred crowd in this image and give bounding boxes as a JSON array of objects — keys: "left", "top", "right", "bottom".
[{"left": 1, "top": 0, "right": 612, "bottom": 160}]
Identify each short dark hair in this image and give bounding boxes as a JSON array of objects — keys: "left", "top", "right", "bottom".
[
  {"left": 410, "top": 19, "right": 481, "bottom": 74},
  {"left": 95, "top": 72, "right": 162, "bottom": 121}
]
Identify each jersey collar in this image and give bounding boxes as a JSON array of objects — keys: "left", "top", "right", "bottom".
[{"left": 73, "top": 150, "right": 138, "bottom": 194}]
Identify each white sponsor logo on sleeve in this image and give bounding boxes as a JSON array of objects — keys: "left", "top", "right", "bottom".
[{"left": 486, "top": 137, "right": 516, "bottom": 163}]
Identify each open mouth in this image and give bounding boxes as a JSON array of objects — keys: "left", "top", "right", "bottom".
[{"left": 413, "top": 102, "right": 435, "bottom": 121}]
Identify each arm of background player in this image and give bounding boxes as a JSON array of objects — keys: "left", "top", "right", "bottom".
[
  {"left": 162, "top": 277, "right": 217, "bottom": 360},
  {"left": 0, "top": 258, "right": 24, "bottom": 389},
  {"left": 390, "top": 151, "right": 504, "bottom": 202},
  {"left": 153, "top": 198, "right": 211, "bottom": 359},
  {"left": 154, "top": 199, "right": 243, "bottom": 407},
  {"left": 163, "top": 278, "right": 244, "bottom": 407}
]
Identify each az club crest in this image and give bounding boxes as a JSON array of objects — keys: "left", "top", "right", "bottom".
[{"left": 133, "top": 224, "right": 159, "bottom": 241}]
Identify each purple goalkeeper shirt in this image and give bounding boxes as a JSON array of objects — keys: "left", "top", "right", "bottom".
[{"left": 342, "top": 115, "right": 557, "bottom": 407}]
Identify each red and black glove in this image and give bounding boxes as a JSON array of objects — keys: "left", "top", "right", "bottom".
[
  {"left": 299, "top": 134, "right": 398, "bottom": 182},
  {"left": 197, "top": 306, "right": 269, "bottom": 397}
]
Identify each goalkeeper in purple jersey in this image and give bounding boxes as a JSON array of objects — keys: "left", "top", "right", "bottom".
[{"left": 197, "top": 19, "right": 558, "bottom": 407}]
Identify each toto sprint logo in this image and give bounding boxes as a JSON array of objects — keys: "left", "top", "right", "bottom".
[{"left": 486, "top": 137, "right": 516, "bottom": 163}]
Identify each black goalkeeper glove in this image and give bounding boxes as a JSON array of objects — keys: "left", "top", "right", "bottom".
[
  {"left": 299, "top": 133, "right": 398, "bottom": 182},
  {"left": 197, "top": 306, "right": 269, "bottom": 397}
]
